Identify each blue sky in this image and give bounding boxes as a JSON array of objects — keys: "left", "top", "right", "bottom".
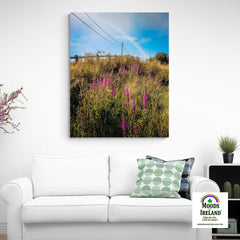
[{"left": 70, "top": 12, "right": 169, "bottom": 59}]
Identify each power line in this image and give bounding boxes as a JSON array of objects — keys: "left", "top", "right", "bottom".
[
  {"left": 72, "top": 13, "right": 120, "bottom": 47},
  {"left": 97, "top": 13, "right": 140, "bottom": 56},
  {"left": 84, "top": 12, "right": 120, "bottom": 45},
  {"left": 74, "top": 12, "right": 119, "bottom": 47}
]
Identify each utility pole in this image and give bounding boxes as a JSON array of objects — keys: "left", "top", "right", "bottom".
[{"left": 121, "top": 42, "right": 123, "bottom": 56}]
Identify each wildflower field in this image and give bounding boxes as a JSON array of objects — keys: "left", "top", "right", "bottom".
[{"left": 70, "top": 55, "right": 169, "bottom": 137}]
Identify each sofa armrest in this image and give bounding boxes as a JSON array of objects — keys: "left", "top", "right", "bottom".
[
  {"left": 0, "top": 178, "right": 33, "bottom": 240},
  {"left": 190, "top": 177, "right": 220, "bottom": 240},
  {"left": 0, "top": 177, "right": 33, "bottom": 207},
  {"left": 190, "top": 176, "right": 220, "bottom": 199}
]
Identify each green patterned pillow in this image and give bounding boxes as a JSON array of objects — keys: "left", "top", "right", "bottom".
[{"left": 131, "top": 159, "right": 185, "bottom": 198}]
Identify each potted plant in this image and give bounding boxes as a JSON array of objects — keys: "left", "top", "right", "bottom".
[{"left": 219, "top": 136, "right": 239, "bottom": 163}]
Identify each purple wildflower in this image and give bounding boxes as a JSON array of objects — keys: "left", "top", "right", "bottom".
[
  {"left": 131, "top": 63, "right": 134, "bottom": 71},
  {"left": 111, "top": 86, "right": 114, "bottom": 95},
  {"left": 132, "top": 101, "right": 135, "bottom": 114},
  {"left": 126, "top": 88, "right": 129, "bottom": 102},
  {"left": 108, "top": 77, "right": 111, "bottom": 87},
  {"left": 8, "top": 90, "right": 21, "bottom": 102},
  {"left": 134, "top": 125, "right": 137, "bottom": 133},
  {"left": 124, "top": 103, "right": 128, "bottom": 107},
  {"left": 122, "top": 119, "right": 127, "bottom": 135},
  {"left": 129, "top": 63, "right": 138, "bottom": 76},
  {"left": 104, "top": 77, "right": 107, "bottom": 87},
  {"left": 143, "top": 91, "right": 147, "bottom": 110}
]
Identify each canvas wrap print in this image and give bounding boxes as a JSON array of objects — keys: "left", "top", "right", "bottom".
[
  {"left": 131, "top": 159, "right": 185, "bottom": 198},
  {"left": 70, "top": 13, "right": 169, "bottom": 137},
  {"left": 146, "top": 155, "right": 195, "bottom": 199}
]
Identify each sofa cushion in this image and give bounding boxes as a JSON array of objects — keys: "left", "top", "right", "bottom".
[
  {"left": 110, "top": 154, "right": 141, "bottom": 196},
  {"left": 22, "top": 196, "right": 109, "bottom": 223},
  {"left": 109, "top": 196, "right": 192, "bottom": 223},
  {"left": 32, "top": 155, "right": 109, "bottom": 197},
  {"left": 131, "top": 159, "right": 185, "bottom": 198},
  {"left": 146, "top": 156, "right": 195, "bottom": 199}
]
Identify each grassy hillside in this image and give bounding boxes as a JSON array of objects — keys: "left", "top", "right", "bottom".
[{"left": 70, "top": 55, "right": 169, "bottom": 137}]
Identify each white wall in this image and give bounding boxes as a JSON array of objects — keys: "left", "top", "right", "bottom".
[{"left": 0, "top": 0, "right": 240, "bottom": 230}]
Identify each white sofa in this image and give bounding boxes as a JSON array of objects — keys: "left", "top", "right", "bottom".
[{"left": 0, "top": 154, "right": 220, "bottom": 240}]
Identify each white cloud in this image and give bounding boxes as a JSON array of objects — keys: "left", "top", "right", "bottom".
[{"left": 138, "top": 38, "right": 151, "bottom": 44}]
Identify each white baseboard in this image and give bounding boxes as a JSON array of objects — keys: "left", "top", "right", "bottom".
[{"left": 0, "top": 223, "right": 7, "bottom": 234}]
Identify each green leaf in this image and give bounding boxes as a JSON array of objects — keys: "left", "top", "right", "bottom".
[{"left": 218, "top": 136, "right": 239, "bottom": 153}]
